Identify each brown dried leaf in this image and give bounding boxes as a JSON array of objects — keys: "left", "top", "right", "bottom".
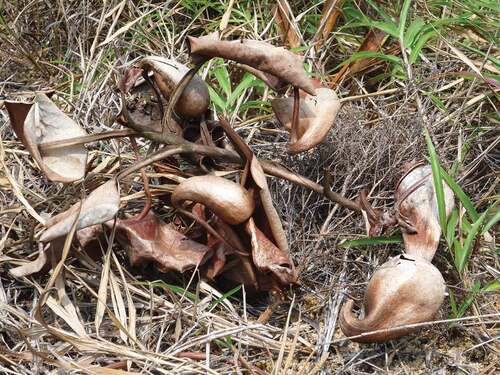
[
  {"left": 246, "top": 218, "right": 296, "bottom": 285},
  {"left": 316, "top": 0, "right": 344, "bottom": 51},
  {"left": 395, "top": 164, "right": 454, "bottom": 261},
  {"left": 5, "top": 93, "right": 88, "bottom": 183},
  {"left": 4, "top": 101, "right": 31, "bottom": 143},
  {"left": 171, "top": 175, "right": 255, "bottom": 225},
  {"left": 119, "top": 67, "right": 144, "bottom": 94},
  {"left": 114, "top": 212, "right": 212, "bottom": 273},
  {"left": 187, "top": 32, "right": 316, "bottom": 95},
  {"left": 340, "top": 254, "right": 445, "bottom": 342},
  {"left": 274, "top": 0, "right": 301, "bottom": 48},
  {"left": 9, "top": 239, "right": 64, "bottom": 278},
  {"left": 138, "top": 56, "right": 210, "bottom": 119},
  {"left": 272, "top": 86, "right": 340, "bottom": 154},
  {"left": 331, "top": 28, "right": 386, "bottom": 85},
  {"left": 40, "top": 179, "right": 120, "bottom": 242},
  {"left": 218, "top": 118, "right": 297, "bottom": 286},
  {"left": 9, "top": 244, "right": 48, "bottom": 278}
]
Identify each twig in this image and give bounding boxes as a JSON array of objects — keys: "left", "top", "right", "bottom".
[{"left": 129, "top": 137, "right": 152, "bottom": 221}]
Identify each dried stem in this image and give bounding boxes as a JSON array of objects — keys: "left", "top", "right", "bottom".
[
  {"left": 118, "top": 91, "right": 360, "bottom": 211},
  {"left": 290, "top": 87, "right": 300, "bottom": 143},
  {"left": 162, "top": 61, "right": 205, "bottom": 134},
  {"left": 129, "top": 137, "right": 152, "bottom": 221},
  {"left": 38, "top": 129, "right": 137, "bottom": 154}
]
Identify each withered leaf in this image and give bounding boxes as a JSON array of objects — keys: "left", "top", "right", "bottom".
[
  {"left": 9, "top": 244, "right": 48, "bottom": 278},
  {"left": 171, "top": 175, "right": 255, "bottom": 225},
  {"left": 10, "top": 239, "right": 64, "bottom": 278},
  {"left": 40, "top": 179, "right": 120, "bottom": 242},
  {"left": 395, "top": 164, "right": 454, "bottom": 261},
  {"left": 246, "top": 218, "right": 296, "bottom": 285},
  {"left": 5, "top": 93, "right": 88, "bottom": 183},
  {"left": 274, "top": 0, "right": 301, "bottom": 49},
  {"left": 187, "top": 31, "right": 316, "bottom": 95},
  {"left": 4, "top": 100, "right": 31, "bottom": 143},
  {"left": 138, "top": 56, "right": 210, "bottom": 119},
  {"left": 114, "top": 212, "right": 212, "bottom": 273},
  {"left": 272, "top": 86, "right": 340, "bottom": 154},
  {"left": 218, "top": 118, "right": 297, "bottom": 286},
  {"left": 119, "top": 67, "right": 144, "bottom": 94}
]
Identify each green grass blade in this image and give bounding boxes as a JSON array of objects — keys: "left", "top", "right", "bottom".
[
  {"left": 214, "top": 64, "right": 231, "bottom": 98},
  {"left": 340, "top": 234, "right": 403, "bottom": 248},
  {"left": 399, "top": 0, "right": 412, "bottom": 43},
  {"left": 409, "top": 30, "right": 437, "bottom": 63},
  {"left": 207, "top": 85, "right": 226, "bottom": 111},
  {"left": 440, "top": 167, "right": 479, "bottom": 221},
  {"left": 482, "top": 280, "right": 500, "bottom": 292},
  {"left": 336, "top": 51, "right": 402, "bottom": 69},
  {"left": 424, "top": 129, "right": 447, "bottom": 232},
  {"left": 457, "top": 281, "right": 481, "bottom": 317},
  {"left": 448, "top": 289, "right": 459, "bottom": 318},
  {"left": 456, "top": 210, "right": 489, "bottom": 272},
  {"left": 208, "top": 284, "right": 241, "bottom": 310},
  {"left": 482, "top": 206, "right": 499, "bottom": 235},
  {"left": 227, "top": 73, "right": 257, "bottom": 108},
  {"left": 404, "top": 18, "right": 425, "bottom": 48},
  {"left": 137, "top": 280, "right": 197, "bottom": 302},
  {"left": 446, "top": 207, "right": 458, "bottom": 247}
]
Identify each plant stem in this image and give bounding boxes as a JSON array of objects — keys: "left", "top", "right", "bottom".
[
  {"left": 162, "top": 61, "right": 205, "bottom": 134},
  {"left": 119, "top": 90, "right": 360, "bottom": 211},
  {"left": 38, "top": 129, "right": 137, "bottom": 154},
  {"left": 290, "top": 87, "right": 300, "bottom": 143}
]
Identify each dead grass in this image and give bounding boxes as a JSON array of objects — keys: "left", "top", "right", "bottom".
[{"left": 0, "top": 0, "right": 498, "bottom": 373}]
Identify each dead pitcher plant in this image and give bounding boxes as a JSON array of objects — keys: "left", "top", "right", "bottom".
[
  {"left": 3, "top": 28, "right": 464, "bottom": 351},
  {"left": 340, "top": 163, "right": 455, "bottom": 342}
]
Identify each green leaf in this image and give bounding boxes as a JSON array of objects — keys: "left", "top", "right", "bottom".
[
  {"left": 409, "top": 30, "right": 437, "bottom": 64},
  {"left": 207, "top": 85, "right": 227, "bottom": 111},
  {"left": 226, "top": 73, "right": 257, "bottom": 108},
  {"left": 461, "top": 216, "right": 472, "bottom": 234},
  {"left": 440, "top": 167, "right": 479, "bottom": 221},
  {"left": 372, "top": 21, "right": 399, "bottom": 38},
  {"left": 337, "top": 51, "right": 402, "bottom": 69},
  {"left": 456, "top": 210, "right": 489, "bottom": 272},
  {"left": 136, "top": 280, "right": 197, "bottom": 302},
  {"left": 482, "top": 207, "right": 500, "bottom": 235},
  {"left": 458, "top": 281, "right": 481, "bottom": 317},
  {"left": 424, "top": 129, "right": 447, "bottom": 233},
  {"left": 339, "top": 234, "right": 403, "bottom": 248},
  {"left": 453, "top": 238, "right": 463, "bottom": 271},
  {"left": 399, "top": 0, "right": 412, "bottom": 43},
  {"left": 365, "top": 0, "right": 393, "bottom": 23},
  {"left": 214, "top": 64, "right": 231, "bottom": 98},
  {"left": 423, "top": 92, "right": 447, "bottom": 112},
  {"left": 482, "top": 280, "right": 500, "bottom": 293},
  {"left": 446, "top": 207, "right": 459, "bottom": 247},
  {"left": 208, "top": 284, "right": 241, "bottom": 310},
  {"left": 404, "top": 18, "right": 425, "bottom": 48}
]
